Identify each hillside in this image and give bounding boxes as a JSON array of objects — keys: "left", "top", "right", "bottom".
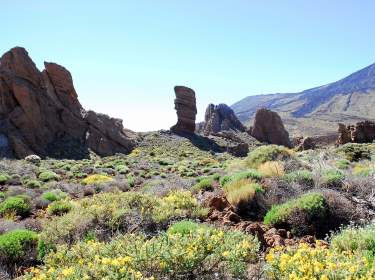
[{"left": 232, "top": 63, "right": 375, "bottom": 136}]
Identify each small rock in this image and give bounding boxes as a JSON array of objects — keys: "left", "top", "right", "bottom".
[{"left": 24, "top": 154, "right": 41, "bottom": 164}]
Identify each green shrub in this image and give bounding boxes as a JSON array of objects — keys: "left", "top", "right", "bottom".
[
  {"left": 0, "top": 173, "right": 10, "bottom": 185},
  {"left": 82, "top": 174, "right": 113, "bottom": 185},
  {"left": 39, "top": 191, "right": 208, "bottom": 246},
  {"left": 264, "top": 193, "right": 327, "bottom": 226},
  {"left": 47, "top": 200, "right": 73, "bottom": 216},
  {"left": 336, "top": 159, "right": 351, "bottom": 170},
  {"left": 0, "top": 230, "right": 38, "bottom": 263},
  {"left": 283, "top": 170, "right": 314, "bottom": 186},
  {"left": 246, "top": 145, "right": 292, "bottom": 168},
  {"left": 322, "top": 169, "right": 345, "bottom": 187},
  {"left": 25, "top": 225, "right": 259, "bottom": 279},
  {"left": 127, "top": 175, "right": 135, "bottom": 187},
  {"left": 42, "top": 190, "right": 68, "bottom": 202},
  {"left": 331, "top": 224, "right": 375, "bottom": 257},
  {"left": 38, "top": 171, "right": 60, "bottom": 182},
  {"left": 220, "top": 170, "right": 262, "bottom": 187},
  {"left": 0, "top": 196, "right": 31, "bottom": 217},
  {"left": 192, "top": 176, "right": 216, "bottom": 193},
  {"left": 115, "top": 164, "right": 129, "bottom": 174},
  {"left": 167, "top": 220, "right": 205, "bottom": 235},
  {"left": 25, "top": 179, "right": 42, "bottom": 189},
  {"left": 337, "top": 143, "right": 372, "bottom": 162}
]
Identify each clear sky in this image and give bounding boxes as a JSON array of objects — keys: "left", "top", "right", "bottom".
[{"left": 2, "top": 1, "right": 375, "bottom": 131}]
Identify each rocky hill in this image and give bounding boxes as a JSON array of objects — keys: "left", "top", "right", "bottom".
[{"left": 232, "top": 63, "right": 375, "bottom": 136}]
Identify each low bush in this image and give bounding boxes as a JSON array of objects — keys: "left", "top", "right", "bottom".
[
  {"left": 246, "top": 145, "right": 292, "bottom": 168},
  {"left": 192, "top": 176, "right": 217, "bottom": 193},
  {"left": 167, "top": 220, "right": 207, "bottom": 235},
  {"left": 47, "top": 200, "right": 73, "bottom": 216},
  {"left": 352, "top": 163, "right": 375, "bottom": 177},
  {"left": 331, "top": 224, "right": 375, "bottom": 257},
  {"left": 266, "top": 242, "right": 375, "bottom": 279},
  {"left": 115, "top": 164, "right": 129, "bottom": 174},
  {"left": 336, "top": 159, "right": 350, "bottom": 169},
  {"left": 264, "top": 192, "right": 327, "bottom": 235},
  {"left": 39, "top": 191, "right": 208, "bottom": 247},
  {"left": 337, "top": 143, "right": 372, "bottom": 162},
  {"left": 220, "top": 170, "right": 262, "bottom": 187},
  {"left": 42, "top": 190, "right": 67, "bottom": 202},
  {"left": 0, "top": 229, "right": 38, "bottom": 264},
  {"left": 25, "top": 180, "right": 42, "bottom": 189},
  {"left": 283, "top": 170, "right": 314, "bottom": 187},
  {"left": 127, "top": 175, "right": 135, "bottom": 187},
  {"left": 38, "top": 171, "right": 60, "bottom": 182},
  {"left": 258, "top": 161, "right": 285, "bottom": 177},
  {"left": 322, "top": 169, "right": 345, "bottom": 187},
  {"left": 0, "top": 174, "right": 10, "bottom": 185},
  {"left": 224, "top": 179, "right": 263, "bottom": 206},
  {"left": 25, "top": 224, "right": 259, "bottom": 279},
  {"left": 82, "top": 174, "right": 113, "bottom": 185},
  {"left": 0, "top": 196, "right": 31, "bottom": 217}
]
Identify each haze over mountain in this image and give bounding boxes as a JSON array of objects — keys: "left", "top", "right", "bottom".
[{"left": 232, "top": 62, "right": 375, "bottom": 136}]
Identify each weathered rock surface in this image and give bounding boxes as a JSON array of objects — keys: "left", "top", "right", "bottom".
[
  {"left": 171, "top": 86, "right": 197, "bottom": 134},
  {"left": 249, "top": 108, "right": 291, "bottom": 147},
  {"left": 0, "top": 47, "right": 138, "bottom": 158},
  {"left": 201, "top": 103, "right": 246, "bottom": 135},
  {"left": 337, "top": 121, "right": 375, "bottom": 145}
]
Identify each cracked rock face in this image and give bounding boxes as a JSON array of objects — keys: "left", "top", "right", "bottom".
[
  {"left": 0, "top": 47, "right": 138, "bottom": 158},
  {"left": 249, "top": 108, "right": 291, "bottom": 147},
  {"left": 171, "top": 86, "right": 197, "bottom": 134}
]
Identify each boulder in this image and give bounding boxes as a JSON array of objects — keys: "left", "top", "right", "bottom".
[
  {"left": 249, "top": 108, "right": 291, "bottom": 147},
  {"left": 171, "top": 86, "right": 197, "bottom": 134},
  {"left": 0, "top": 47, "right": 138, "bottom": 158},
  {"left": 201, "top": 103, "right": 246, "bottom": 135},
  {"left": 337, "top": 121, "right": 375, "bottom": 145}
]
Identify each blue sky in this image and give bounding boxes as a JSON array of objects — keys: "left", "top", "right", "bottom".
[{"left": 2, "top": 1, "right": 375, "bottom": 131}]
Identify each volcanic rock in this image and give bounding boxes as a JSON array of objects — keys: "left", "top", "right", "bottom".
[
  {"left": 337, "top": 121, "right": 375, "bottom": 145},
  {"left": 249, "top": 108, "right": 291, "bottom": 147},
  {"left": 0, "top": 47, "right": 138, "bottom": 158},
  {"left": 201, "top": 103, "right": 246, "bottom": 135},
  {"left": 171, "top": 86, "right": 197, "bottom": 134}
]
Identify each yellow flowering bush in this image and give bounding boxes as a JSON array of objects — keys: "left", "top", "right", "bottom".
[
  {"left": 25, "top": 223, "right": 259, "bottom": 279},
  {"left": 266, "top": 242, "right": 375, "bottom": 280},
  {"left": 81, "top": 174, "right": 113, "bottom": 185},
  {"left": 39, "top": 191, "right": 208, "bottom": 250}
]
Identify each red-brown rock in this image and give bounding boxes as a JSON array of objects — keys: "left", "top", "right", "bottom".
[
  {"left": 171, "top": 86, "right": 197, "bottom": 134},
  {"left": 249, "top": 108, "right": 291, "bottom": 147},
  {"left": 0, "top": 47, "right": 138, "bottom": 158},
  {"left": 337, "top": 121, "right": 375, "bottom": 145},
  {"left": 201, "top": 103, "right": 246, "bottom": 135}
]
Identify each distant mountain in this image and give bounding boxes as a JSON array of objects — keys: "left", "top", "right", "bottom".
[{"left": 232, "top": 63, "right": 375, "bottom": 136}]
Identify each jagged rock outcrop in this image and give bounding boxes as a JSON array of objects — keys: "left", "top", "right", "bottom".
[
  {"left": 337, "top": 121, "right": 375, "bottom": 145},
  {"left": 249, "top": 108, "right": 291, "bottom": 147},
  {"left": 171, "top": 86, "right": 197, "bottom": 134},
  {"left": 201, "top": 103, "right": 246, "bottom": 135},
  {"left": 0, "top": 47, "right": 138, "bottom": 158}
]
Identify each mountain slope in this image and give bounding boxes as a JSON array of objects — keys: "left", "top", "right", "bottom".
[{"left": 232, "top": 63, "right": 375, "bottom": 136}]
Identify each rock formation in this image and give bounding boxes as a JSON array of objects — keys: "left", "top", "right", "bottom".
[
  {"left": 201, "top": 103, "right": 246, "bottom": 135},
  {"left": 337, "top": 121, "right": 375, "bottom": 145},
  {"left": 171, "top": 86, "right": 197, "bottom": 134},
  {"left": 249, "top": 108, "right": 291, "bottom": 147},
  {"left": 0, "top": 47, "right": 138, "bottom": 159}
]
